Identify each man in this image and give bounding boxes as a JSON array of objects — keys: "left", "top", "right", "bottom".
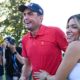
[{"left": 13, "top": 2, "right": 68, "bottom": 80}]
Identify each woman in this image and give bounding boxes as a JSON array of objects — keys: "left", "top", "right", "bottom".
[{"left": 33, "top": 14, "right": 80, "bottom": 80}]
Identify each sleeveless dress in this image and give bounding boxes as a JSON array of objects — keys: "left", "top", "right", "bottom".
[{"left": 68, "top": 63, "right": 80, "bottom": 80}]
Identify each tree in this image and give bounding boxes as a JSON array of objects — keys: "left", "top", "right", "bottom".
[{"left": 0, "top": 0, "right": 31, "bottom": 44}]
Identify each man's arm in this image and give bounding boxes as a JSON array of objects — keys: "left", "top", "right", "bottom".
[
  {"left": 55, "top": 27, "right": 68, "bottom": 51},
  {"left": 20, "top": 57, "right": 32, "bottom": 80}
]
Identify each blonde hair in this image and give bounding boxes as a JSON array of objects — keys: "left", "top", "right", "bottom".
[{"left": 67, "top": 14, "right": 80, "bottom": 30}]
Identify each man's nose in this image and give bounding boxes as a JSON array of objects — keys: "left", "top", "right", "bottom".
[{"left": 23, "top": 15, "right": 29, "bottom": 20}]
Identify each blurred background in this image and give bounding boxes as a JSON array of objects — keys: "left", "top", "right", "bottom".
[{"left": 0, "top": 0, "right": 80, "bottom": 44}]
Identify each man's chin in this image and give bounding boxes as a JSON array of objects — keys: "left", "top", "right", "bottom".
[
  {"left": 25, "top": 26, "right": 30, "bottom": 29},
  {"left": 25, "top": 26, "right": 32, "bottom": 30}
]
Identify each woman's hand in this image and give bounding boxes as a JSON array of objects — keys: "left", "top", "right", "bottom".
[
  {"left": 33, "top": 69, "right": 55, "bottom": 80},
  {"left": 19, "top": 76, "right": 27, "bottom": 80},
  {"left": 33, "top": 69, "right": 49, "bottom": 80}
]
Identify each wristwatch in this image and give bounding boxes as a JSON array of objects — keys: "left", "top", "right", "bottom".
[{"left": 13, "top": 51, "right": 17, "bottom": 55}]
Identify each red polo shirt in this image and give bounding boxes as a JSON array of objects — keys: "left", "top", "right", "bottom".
[{"left": 22, "top": 25, "right": 68, "bottom": 75}]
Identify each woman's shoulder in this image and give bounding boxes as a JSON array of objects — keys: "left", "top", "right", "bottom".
[
  {"left": 67, "top": 41, "right": 80, "bottom": 56},
  {"left": 68, "top": 41, "right": 80, "bottom": 49}
]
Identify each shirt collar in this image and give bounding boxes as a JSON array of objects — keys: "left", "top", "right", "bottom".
[{"left": 28, "top": 24, "right": 46, "bottom": 38}]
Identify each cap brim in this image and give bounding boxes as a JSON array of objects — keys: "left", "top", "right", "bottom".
[{"left": 19, "top": 5, "right": 29, "bottom": 12}]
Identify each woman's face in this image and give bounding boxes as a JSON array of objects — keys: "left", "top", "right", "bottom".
[{"left": 66, "top": 18, "right": 80, "bottom": 43}]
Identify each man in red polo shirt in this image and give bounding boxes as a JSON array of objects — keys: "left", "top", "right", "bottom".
[{"left": 18, "top": 2, "right": 68, "bottom": 80}]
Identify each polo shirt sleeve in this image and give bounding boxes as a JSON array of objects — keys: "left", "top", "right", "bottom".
[
  {"left": 55, "top": 27, "right": 68, "bottom": 52},
  {"left": 21, "top": 37, "right": 28, "bottom": 58}
]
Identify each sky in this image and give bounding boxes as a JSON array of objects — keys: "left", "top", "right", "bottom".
[
  {"left": 0, "top": 0, "right": 80, "bottom": 33},
  {"left": 31, "top": 0, "right": 80, "bottom": 33}
]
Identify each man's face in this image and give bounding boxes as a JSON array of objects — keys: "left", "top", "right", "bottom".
[{"left": 22, "top": 9, "right": 43, "bottom": 31}]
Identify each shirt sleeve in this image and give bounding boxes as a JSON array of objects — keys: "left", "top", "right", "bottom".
[
  {"left": 21, "top": 37, "right": 28, "bottom": 58},
  {"left": 55, "top": 27, "right": 68, "bottom": 52}
]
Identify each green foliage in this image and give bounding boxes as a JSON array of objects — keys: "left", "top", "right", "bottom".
[{"left": 0, "top": 0, "right": 31, "bottom": 44}]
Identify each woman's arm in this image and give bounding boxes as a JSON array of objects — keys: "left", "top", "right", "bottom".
[{"left": 55, "top": 41, "right": 80, "bottom": 80}]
